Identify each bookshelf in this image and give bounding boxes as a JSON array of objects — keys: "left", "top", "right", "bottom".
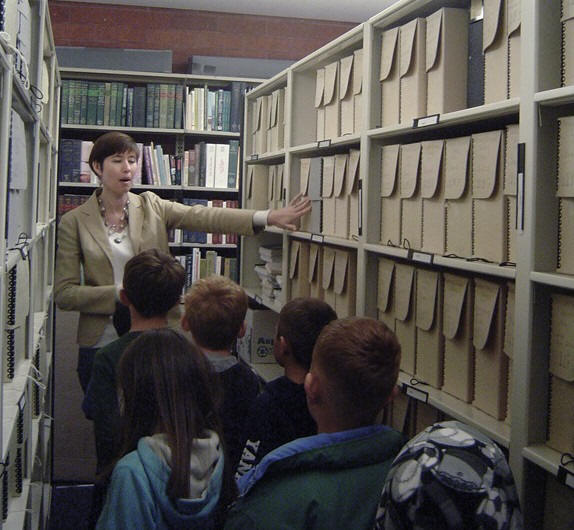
[
  {"left": 240, "top": 0, "right": 574, "bottom": 528},
  {"left": 0, "top": 0, "right": 59, "bottom": 527},
  {"left": 58, "top": 67, "right": 261, "bottom": 287}
]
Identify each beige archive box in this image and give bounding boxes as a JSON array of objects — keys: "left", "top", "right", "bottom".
[
  {"left": 400, "top": 142, "right": 423, "bottom": 250},
  {"left": 547, "top": 293, "right": 574, "bottom": 455},
  {"left": 442, "top": 273, "right": 474, "bottom": 403},
  {"left": 237, "top": 308, "right": 278, "bottom": 364},
  {"left": 425, "top": 8, "right": 468, "bottom": 115},
  {"left": 353, "top": 49, "right": 363, "bottom": 133},
  {"left": 377, "top": 257, "right": 396, "bottom": 331},
  {"left": 400, "top": 17, "right": 427, "bottom": 124},
  {"left": 504, "top": 124, "right": 519, "bottom": 263},
  {"left": 445, "top": 136, "right": 472, "bottom": 257},
  {"left": 472, "top": 130, "right": 507, "bottom": 263},
  {"left": 395, "top": 263, "right": 417, "bottom": 375},
  {"left": 563, "top": 0, "right": 574, "bottom": 87},
  {"left": 507, "top": 0, "right": 521, "bottom": 99},
  {"left": 252, "top": 95, "right": 268, "bottom": 155},
  {"left": 503, "top": 282, "right": 514, "bottom": 425},
  {"left": 265, "top": 93, "right": 274, "bottom": 154},
  {"left": 324, "top": 60, "right": 340, "bottom": 139},
  {"left": 289, "top": 240, "right": 310, "bottom": 299},
  {"left": 299, "top": 157, "right": 322, "bottom": 234},
  {"left": 322, "top": 155, "right": 336, "bottom": 236},
  {"left": 268, "top": 88, "right": 285, "bottom": 153},
  {"left": 415, "top": 269, "right": 444, "bottom": 388},
  {"left": 557, "top": 116, "right": 574, "bottom": 274},
  {"left": 348, "top": 149, "right": 361, "bottom": 240},
  {"left": 340, "top": 53, "right": 355, "bottom": 136},
  {"left": 421, "top": 139, "right": 445, "bottom": 255},
  {"left": 334, "top": 153, "right": 350, "bottom": 239},
  {"left": 380, "top": 27, "right": 400, "bottom": 127},
  {"left": 315, "top": 67, "right": 326, "bottom": 141},
  {"left": 274, "top": 164, "right": 284, "bottom": 210},
  {"left": 322, "top": 246, "right": 337, "bottom": 310},
  {"left": 333, "top": 248, "right": 357, "bottom": 318},
  {"left": 483, "top": 0, "right": 508, "bottom": 104},
  {"left": 473, "top": 278, "right": 508, "bottom": 420},
  {"left": 268, "top": 164, "right": 277, "bottom": 210},
  {"left": 381, "top": 144, "right": 401, "bottom": 246},
  {"left": 308, "top": 243, "right": 323, "bottom": 300},
  {"left": 245, "top": 165, "right": 268, "bottom": 210}
]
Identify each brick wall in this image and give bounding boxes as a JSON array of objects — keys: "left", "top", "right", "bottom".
[{"left": 49, "top": 2, "right": 357, "bottom": 72}]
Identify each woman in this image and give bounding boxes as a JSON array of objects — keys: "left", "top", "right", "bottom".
[
  {"left": 96, "top": 328, "right": 234, "bottom": 529},
  {"left": 55, "top": 131, "right": 310, "bottom": 391}
]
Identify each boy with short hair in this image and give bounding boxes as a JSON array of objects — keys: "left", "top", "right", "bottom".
[
  {"left": 181, "top": 275, "right": 261, "bottom": 472},
  {"left": 236, "top": 297, "right": 337, "bottom": 478},
  {"left": 225, "top": 317, "right": 405, "bottom": 530}
]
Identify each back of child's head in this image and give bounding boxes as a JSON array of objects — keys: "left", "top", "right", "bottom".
[
  {"left": 277, "top": 297, "right": 337, "bottom": 370},
  {"left": 373, "top": 420, "right": 523, "bottom": 530},
  {"left": 183, "top": 275, "right": 248, "bottom": 350},
  {"left": 312, "top": 317, "right": 401, "bottom": 426},
  {"left": 123, "top": 249, "right": 185, "bottom": 318},
  {"left": 117, "top": 328, "right": 223, "bottom": 499}
]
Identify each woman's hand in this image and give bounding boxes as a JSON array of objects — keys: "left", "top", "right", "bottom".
[{"left": 267, "top": 193, "right": 312, "bottom": 231}]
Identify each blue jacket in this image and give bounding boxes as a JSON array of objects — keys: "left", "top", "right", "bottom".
[
  {"left": 226, "top": 425, "right": 406, "bottom": 530},
  {"left": 97, "top": 435, "right": 224, "bottom": 529}
]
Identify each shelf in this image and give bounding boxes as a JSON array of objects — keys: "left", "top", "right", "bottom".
[
  {"left": 169, "top": 243, "right": 237, "bottom": 250},
  {"left": 250, "top": 362, "right": 283, "bottom": 383},
  {"left": 535, "top": 86, "right": 574, "bottom": 107},
  {"left": 531, "top": 271, "right": 574, "bottom": 292},
  {"left": 398, "top": 372, "right": 511, "bottom": 448},
  {"left": 245, "top": 287, "right": 283, "bottom": 313},
  {"left": 62, "top": 124, "right": 242, "bottom": 138},
  {"left": 288, "top": 231, "right": 360, "bottom": 250},
  {"left": 246, "top": 151, "right": 286, "bottom": 163},
  {"left": 367, "top": 99, "right": 520, "bottom": 141},
  {"left": 522, "top": 444, "right": 570, "bottom": 478},
  {"left": 290, "top": 134, "right": 361, "bottom": 156},
  {"left": 57, "top": 182, "right": 240, "bottom": 194}
]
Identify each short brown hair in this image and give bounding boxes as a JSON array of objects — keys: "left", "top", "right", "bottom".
[
  {"left": 123, "top": 249, "right": 185, "bottom": 318},
  {"left": 89, "top": 131, "right": 140, "bottom": 174},
  {"left": 312, "top": 317, "right": 401, "bottom": 426},
  {"left": 183, "top": 276, "right": 248, "bottom": 350},
  {"left": 277, "top": 298, "right": 337, "bottom": 370}
]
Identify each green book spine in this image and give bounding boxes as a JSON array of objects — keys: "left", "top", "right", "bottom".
[
  {"left": 159, "top": 84, "right": 168, "bottom": 129},
  {"left": 227, "top": 140, "right": 239, "bottom": 189},
  {"left": 103, "top": 82, "right": 112, "bottom": 126},
  {"left": 69, "top": 80, "right": 79, "bottom": 125},
  {"left": 145, "top": 83, "right": 155, "bottom": 128},
  {"left": 86, "top": 81, "right": 98, "bottom": 125},
  {"left": 167, "top": 84, "right": 175, "bottom": 129},
  {"left": 109, "top": 83, "right": 118, "bottom": 126},
  {"left": 79, "top": 80, "right": 88, "bottom": 125},
  {"left": 120, "top": 84, "right": 128, "bottom": 126},
  {"left": 60, "top": 80, "right": 69, "bottom": 124},
  {"left": 223, "top": 90, "right": 231, "bottom": 131},
  {"left": 153, "top": 84, "right": 160, "bottom": 128},
  {"left": 174, "top": 85, "right": 184, "bottom": 129},
  {"left": 96, "top": 82, "right": 105, "bottom": 125}
]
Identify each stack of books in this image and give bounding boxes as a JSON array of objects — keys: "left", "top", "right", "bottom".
[{"left": 256, "top": 245, "right": 283, "bottom": 300}]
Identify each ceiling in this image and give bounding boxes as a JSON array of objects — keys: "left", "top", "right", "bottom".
[{"left": 56, "top": 0, "right": 400, "bottom": 23}]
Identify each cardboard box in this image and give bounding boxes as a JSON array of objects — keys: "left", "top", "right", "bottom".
[
  {"left": 507, "top": 0, "right": 520, "bottom": 98},
  {"left": 415, "top": 269, "right": 444, "bottom": 388},
  {"left": 504, "top": 124, "right": 519, "bottom": 263},
  {"left": 324, "top": 60, "right": 340, "bottom": 139},
  {"left": 353, "top": 49, "right": 364, "bottom": 132},
  {"left": 381, "top": 144, "right": 401, "bottom": 246},
  {"left": 348, "top": 149, "right": 361, "bottom": 239},
  {"left": 472, "top": 278, "right": 508, "bottom": 420},
  {"left": 421, "top": 139, "right": 445, "bottom": 255},
  {"left": 380, "top": 27, "right": 400, "bottom": 127},
  {"left": 315, "top": 67, "right": 326, "bottom": 141},
  {"left": 340, "top": 53, "right": 355, "bottom": 136},
  {"left": 472, "top": 130, "right": 507, "bottom": 262},
  {"left": 442, "top": 273, "right": 474, "bottom": 402},
  {"left": 483, "top": 0, "right": 507, "bottom": 104},
  {"left": 300, "top": 157, "right": 322, "bottom": 233},
  {"left": 426, "top": 8, "right": 469, "bottom": 115},
  {"left": 308, "top": 243, "right": 323, "bottom": 300},
  {"left": 557, "top": 117, "right": 574, "bottom": 274},
  {"left": 503, "top": 282, "right": 514, "bottom": 425},
  {"left": 334, "top": 153, "right": 350, "bottom": 239},
  {"left": 289, "top": 240, "right": 310, "bottom": 299},
  {"left": 563, "top": 0, "right": 574, "bottom": 87},
  {"left": 322, "top": 246, "right": 337, "bottom": 310},
  {"left": 333, "top": 248, "right": 357, "bottom": 318},
  {"left": 400, "top": 17, "right": 427, "bottom": 124},
  {"left": 377, "top": 257, "right": 396, "bottom": 331},
  {"left": 445, "top": 136, "right": 472, "bottom": 257},
  {"left": 322, "top": 155, "right": 336, "bottom": 236},
  {"left": 245, "top": 165, "right": 268, "bottom": 210},
  {"left": 395, "top": 263, "right": 416, "bottom": 375},
  {"left": 547, "top": 293, "right": 574, "bottom": 454},
  {"left": 400, "top": 142, "right": 423, "bottom": 250},
  {"left": 237, "top": 308, "right": 279, "bottom": 364}
]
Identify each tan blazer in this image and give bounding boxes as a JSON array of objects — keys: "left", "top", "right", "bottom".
[{"left": 55, "top": 190, "right": 256, "bottom": 346}]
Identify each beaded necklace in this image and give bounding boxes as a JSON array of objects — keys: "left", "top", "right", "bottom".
[{"left": 97, "top": 193, "right": 130, "bottom": 244}]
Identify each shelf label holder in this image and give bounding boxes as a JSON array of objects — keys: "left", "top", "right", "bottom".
[
  {"left": 557, "top": 465, "right": 574, "bottom": 490},
  {"left": 317, "top": 139, "right": 331, "bottom": 149},
  {"left": 402, "top": 382, "right": 429, "bottom": 404},
  {"left": 413, "top": 114, "right": 440, "bottom": 128}
]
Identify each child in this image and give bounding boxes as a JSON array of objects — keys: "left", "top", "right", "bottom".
[
  {"left": 373, "top": 420, "right": 524, "bottom": 529},
  {"left": 236, "top": 297, "right": 337, "bottom": 478},
  {"left": 182, "top": 275, "right": 261, "bottom": 473},
  {"left": 225, "top": 317, "right": 406, "bottom": 530},
  {"left": 96, "top": 328, "right": 235, "bottom": 529}
]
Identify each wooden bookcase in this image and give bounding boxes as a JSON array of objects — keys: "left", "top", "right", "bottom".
[
  {"left": 0, "top": 0, "right": 59, "bottom": 527},
  {"left": 240, "top": 0, "right": 574, "bottom": 527}
]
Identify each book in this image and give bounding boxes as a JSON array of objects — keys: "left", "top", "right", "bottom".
[
  {"left": 205, "top": 143, "right": 216, "bottom": 187},
  {"left": 227, "top": 140, "right": 239, "bottom": 189},
  {"left": 214, "top": 143, "right": 230, "bottom": 188},
  {"left": 182, "top": 198, "right": 208, "bottom": 243}
]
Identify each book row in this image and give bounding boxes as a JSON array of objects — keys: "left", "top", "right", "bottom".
[
  {"left": 60, "top": 79, "right": 249, "bottom": 132},
  {"left": 58, "top": 139, "right": 240, "bottom": 189},
  {"left": 176, "top": 249, "right": 238, "bottom": 291}
]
